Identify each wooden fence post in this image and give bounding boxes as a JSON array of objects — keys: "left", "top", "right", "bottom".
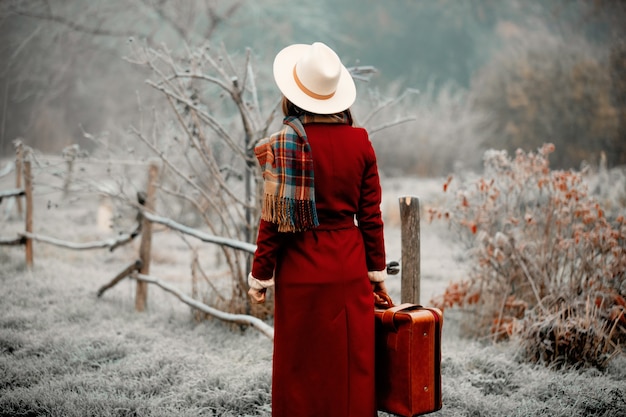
[
  {"left": 399, "top": 196, "right": 420, "bottom": 304},
  {"left": 15, "top": 140, "right": 23, "bottom": 216},
  {"left": 135, "top": 161, "right": 158, "bottom": 312},
  {"left": 24, "top": 160, "right": 33, "bottom": 268}
]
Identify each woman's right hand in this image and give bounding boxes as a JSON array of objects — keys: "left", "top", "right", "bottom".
[{"left": 248, "top": 288, "right": 267, "bottom": 304}]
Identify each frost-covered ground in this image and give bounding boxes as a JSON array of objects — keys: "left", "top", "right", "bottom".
[{"left": 1, "top": 160, "right": 625, "bottom": 417}]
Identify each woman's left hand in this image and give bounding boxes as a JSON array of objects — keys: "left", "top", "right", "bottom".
[{"left": 372, "top": 281, "right": 390, "bottom": 306}]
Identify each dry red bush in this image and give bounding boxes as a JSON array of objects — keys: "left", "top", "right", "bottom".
[{"left": 429, "top": 144, "right": 626, "bottom": 369}]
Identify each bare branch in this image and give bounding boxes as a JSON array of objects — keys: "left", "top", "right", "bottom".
[
  {"left": 168, "top": 72, "right": 231, "bottom": 91},
  {"left": 4, "top": 24, "right": 42, "bottom": 72},
  {"left": 362, "top": 88, "right": 420, "bottom": 126},
  {"left": 201, "top": 45, "right": 234, "bottom": 86},
  {"left": 191, "top": 249, "right": 227, "bottom": 303},
  {"left": 512, "top": 249, "right": 548, "bottom": 314},
  {"left": 166, "top": 69, "right": 259, "bottom": 140},
  {"left": 145, "top": 80, "right": 246, "bottom": 160},
  {"left": 245, "top": 55, "right": 263, "bottom": 129},
  {"left": 156, "top": 185, "right": 244, "bottom": 282},
  {"left": 132, "top": 272, "right": 274, "bottom": 340},
  {"left": 157, "top": 184, "right": 241, "bottom": 242},
  {"left": 203, "top": 0, "right": 243, "bottom": 39},
  {"left": 368, "top": 116, "right": 417, "bottom": 135},
  {"left": 9, "top": 6, "right": 137, "bottom": 38},
  {"left": 139, "top": 0, "right": 189, "bottom": 43},
  {"left": 348, "top": 65, "right": 378, "bottom": 82},
  {"left": 248, "top": 98, "right": 282, "bottom": 152},
  {"left": 186, "top": 115, "right": 249, "bottom": 210},
  {"left": 141, "top": 211, "right": 256, "bottom": 254},
  {"left": 130, "top": 126, "right": 245, "bottom": 235}
]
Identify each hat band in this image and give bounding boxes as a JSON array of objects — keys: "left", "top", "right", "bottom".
[{"left": 293, "top": 66, "right": 335, "bottom": 100}]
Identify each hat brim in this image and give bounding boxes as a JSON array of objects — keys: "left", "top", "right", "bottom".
[{"left": 273, "top": 44, "right": 356, "bottom": 115}]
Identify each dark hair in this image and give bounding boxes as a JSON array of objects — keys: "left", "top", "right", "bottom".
[
  {"left": 281, "top": 96, "right": 354, "bottom": 126},
  {"left": 281, "top": 96, "right": 306, "bottom": 117}
]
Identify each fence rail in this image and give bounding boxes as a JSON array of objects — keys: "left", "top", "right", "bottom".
[
  {"left": 0, "top": 141, "right": 32, "bottom": 265},
  {"left": 18, "top": 230, "right": 140, "bottom": 251},
  {"left": 1, "top": 146, "right": 420, "bottom": 341},
  {"left": 0, "top": 188, "right": 24, "bottom": 201}
]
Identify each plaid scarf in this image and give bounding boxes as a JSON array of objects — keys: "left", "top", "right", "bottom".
[{"left": 254, "top": 113, "right": 350, "bottom": 232}]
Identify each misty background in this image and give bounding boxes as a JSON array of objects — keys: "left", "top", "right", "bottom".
[{"left": 1, "top": 0, "right": 625, "bottom": 177}]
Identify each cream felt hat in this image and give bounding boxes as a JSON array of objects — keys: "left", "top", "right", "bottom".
[{"left": 273, "top": 42, "right": 356, "bottom": 115}]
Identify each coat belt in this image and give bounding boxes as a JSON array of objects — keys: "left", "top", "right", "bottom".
[{"left": 314, "top": 216, "right": 357, "bottom": 231}]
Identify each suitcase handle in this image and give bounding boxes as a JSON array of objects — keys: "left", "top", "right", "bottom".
[
  {"left": 375, "top": 291, "right": 424, "bottom": 332},
  {"left": 382, "top": 304, "right": 424, "bottom": 331}
]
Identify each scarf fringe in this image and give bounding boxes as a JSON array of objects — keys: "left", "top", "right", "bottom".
[{"left": 262, "top": 194, "right": 319, "bottom": 233}]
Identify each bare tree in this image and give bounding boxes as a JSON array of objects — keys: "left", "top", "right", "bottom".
[
  {"left": 121, "top": 41, "right": 275, "bottom": 315},
  {"left": 0, "top": 0, "right": 246, "bottom": 155}
]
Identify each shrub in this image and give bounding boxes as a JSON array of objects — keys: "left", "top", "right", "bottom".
[{"left": 429, "top": 144, "right": 626, "bottom": 369}]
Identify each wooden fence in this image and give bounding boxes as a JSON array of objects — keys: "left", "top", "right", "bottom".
[
  {"left": 0, "top": 141, "right": 33, "bottom": 265},
  {"left": 0, "top": 147, "right": 421, "bottom": 341}
]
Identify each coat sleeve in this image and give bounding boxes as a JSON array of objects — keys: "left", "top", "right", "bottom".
[
  {"left": 251, "top": 219, "right": 283, "bottom": 280},
  {"left": 357, "top": 137, "right": 386, "bottom": 273}
]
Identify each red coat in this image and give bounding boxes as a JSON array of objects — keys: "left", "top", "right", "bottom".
[{"left": 252, "top": 121, "right": 386, "bottom": 417}]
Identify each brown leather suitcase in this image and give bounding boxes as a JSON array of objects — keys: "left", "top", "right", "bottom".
[{"left": 374, "top": 300, "right": 443, "bottom": 416}]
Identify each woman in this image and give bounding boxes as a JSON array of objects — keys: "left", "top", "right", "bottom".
[{"left": 248, "top": 42, "right": 388, "bottom": 417}]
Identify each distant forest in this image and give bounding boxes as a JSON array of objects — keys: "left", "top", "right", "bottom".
[{"left": 1, "top": 0, "right": 624, "bottom": 172}]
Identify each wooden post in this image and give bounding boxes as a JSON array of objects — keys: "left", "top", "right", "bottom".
[
  {"left": 24, "top": 160, "right": 33, "bottom": 268},
  {"left": 135, "top": 161, "right": 158, "bottom": 312},
  {"left": 62, "top": 144, "right": 78, "bottom": 198},
  {"left": 15, "top": 140, "right": 23, "bottom": 216},
  {"left": 63, "top": 158, "right": 73, "bottom": 198},
  {"left": 399, "top": 196, "right": 420, "bottom": 304}
]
